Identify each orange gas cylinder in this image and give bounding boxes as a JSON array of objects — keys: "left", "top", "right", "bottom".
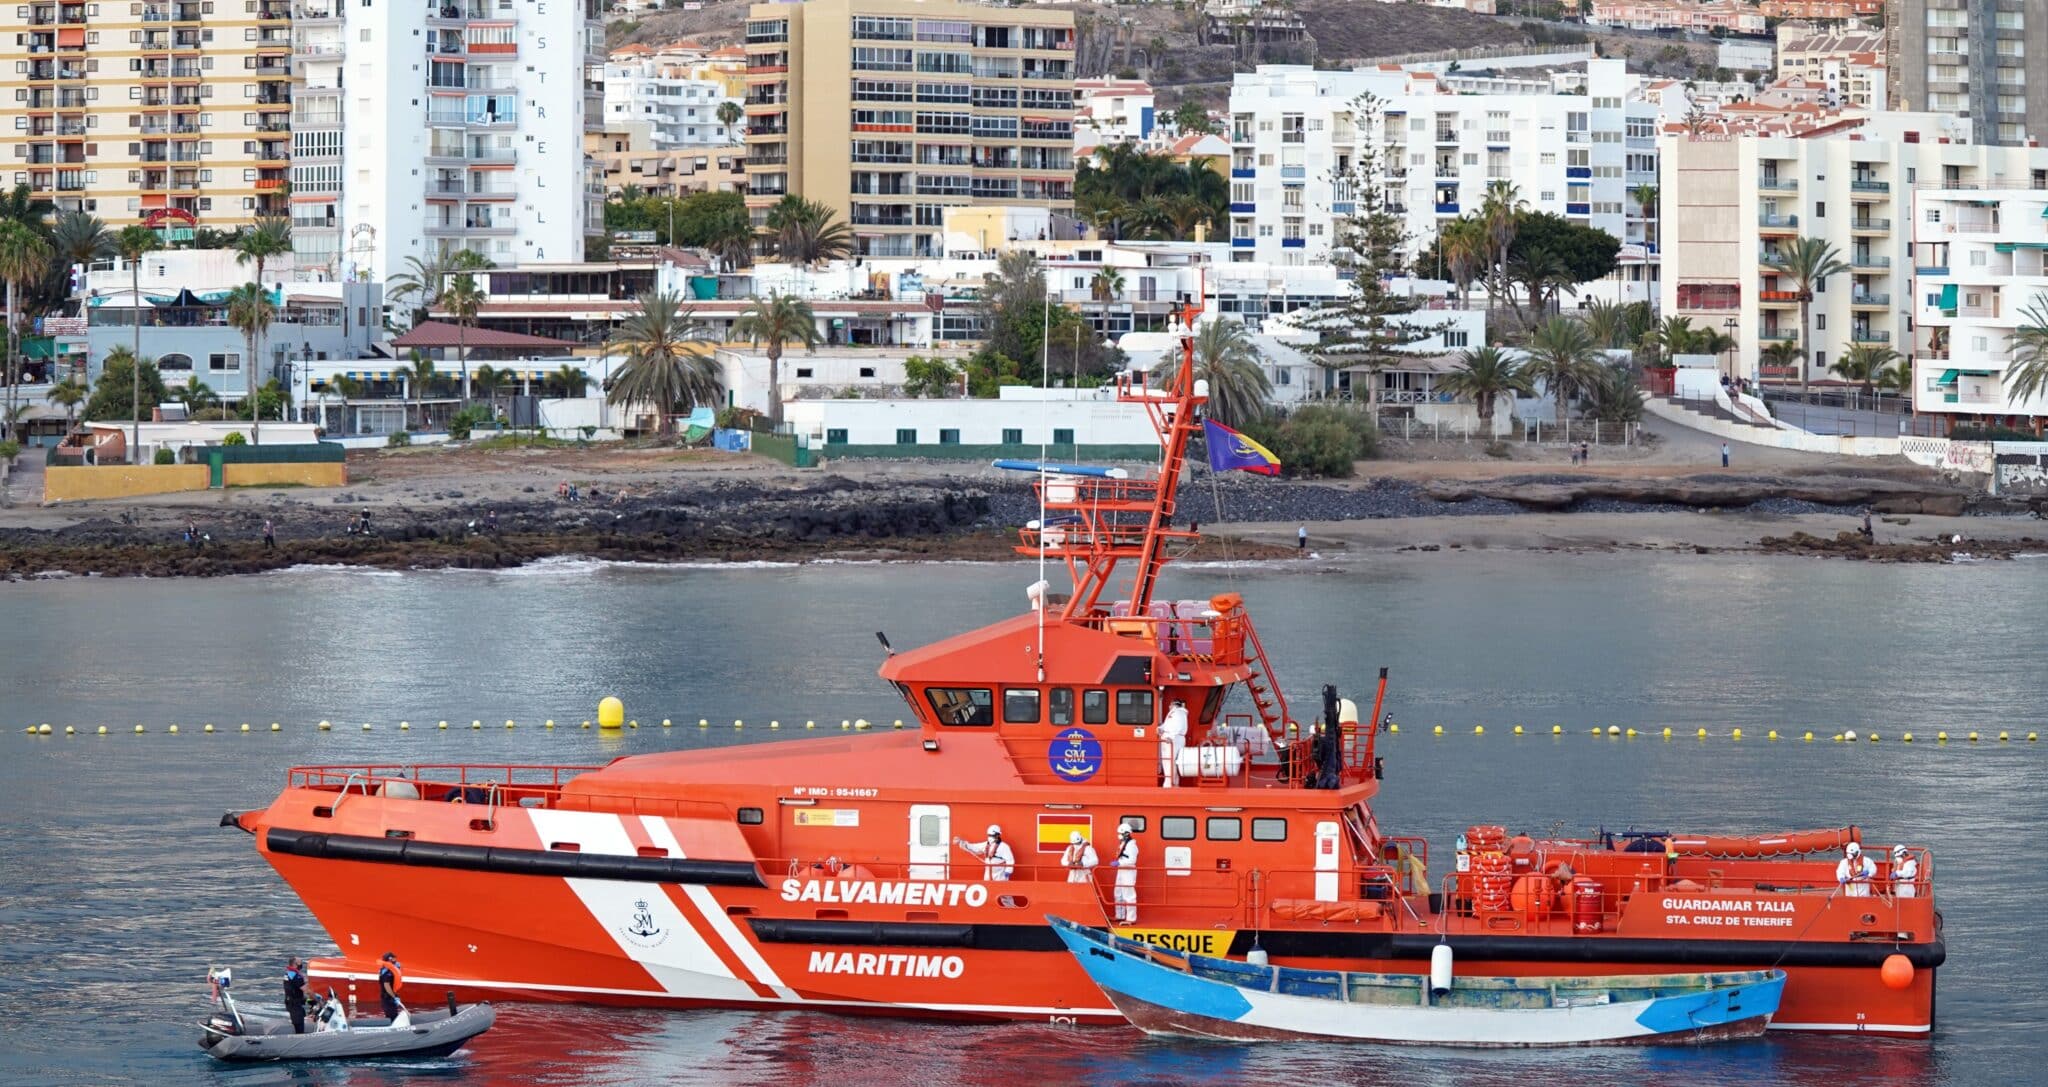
[
  {"left": 1474, "top": 851, "right": 1513, "bottom": 912},
  {"left": 1571, "top": 879, "right": 1604, "bottom": 934}
]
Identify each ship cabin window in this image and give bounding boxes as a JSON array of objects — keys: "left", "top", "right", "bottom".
[
  {"left": 1207, "top": 817, "right": 1243, "bottom": 841},
  {"left": 1082, "top": 689, "right": 1109, "bottom": 724},
  {"left": 1003, "top": 687, "right": 1041, "bottom": 723},
  {"left": 1049, "top": 687, "right": 1075, "bottom": 725},
  {"left": 1115, "top": 690, "right": 1155, "bottom": 726},
  {"left": 1252, "top": 818, "right": 1288, "bottom": 841},
  {"left": 926, "top": 686, "right": 994, "bottom": 726},
  {"left": 737, "top": 808, "right": 765, "bottom": 825},
  {"left": 1161, "top": 816, "right": 1197, "bottom": 840},
  {"left": 1200, "top": 688, "right": 1224, "bottom": 723},
  {"left": 1119, "top": 815, "right": 1147, "bottom": 833}
]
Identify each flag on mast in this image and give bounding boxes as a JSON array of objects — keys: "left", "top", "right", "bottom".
[{"left": 1202, "top": 418, "right": 1281, "bottom": 476}]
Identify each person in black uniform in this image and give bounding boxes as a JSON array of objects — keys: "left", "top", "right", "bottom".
[
  {"left": 283, "top": 957, "right": 308, "bottom": 1034},
  {"left": 377, "top": 952, "right": 404, "bottom": 1019}
]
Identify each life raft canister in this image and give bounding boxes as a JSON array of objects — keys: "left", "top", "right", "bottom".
[{"left": 1571, "top": 879, "right": 1603, "bottom": 934}]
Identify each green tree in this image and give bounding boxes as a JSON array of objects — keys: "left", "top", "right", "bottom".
[
  {"left": 1170, "top": 99, "right": 1217, "bottom": 135},
  {"left": 1640, "top": 314, "right": 1704, "bottom": 366},
  {"left": 442, "top": 271, "right": 484, "bottom": 400},
  {"left": 1092, "top": 266, "right": 1124, "bottom": 303},
  {"left": 0, "top": 220, "right": 53, "bottom": 441},
  {"left": 82, "top": 348, "right": 169, "bottom": 425},
  {"left": 760, "top": 196, "right": 851, "bottom": 267},
  {"left": 471, "top": 363, "right": 506, "bottom": 399},
  {"left": 1581, "top": 299, "right": 1653, "bottom": 352},
  {"left": 734, "top": 293, "right": 820, "bottom": 428},
  {"left": 549, "top": 363, "right": 589, "bottom": 398},
  {"left": 673, "top": 190, "right": 753, "bottom": 267},
  {"left": 1243, "top": 404, "right": 1377, "bottom": 478},
  {"left": 1074, "top": 142, "right": 1226, "bottom": 241},
  {"left": 1768, "top": 235, "right": 1849, "bottom": 396},
  {"left": 225, "top": 282, "right": 277, "bottom": 442},
  {"left": 1435, "top": 346, "right": 1534, "bottom": 432},
  {"left": 115, "top": 225, "right": 161, "bottom": 450},
  {"left": 965, "top": 352, "right": 1022, "bottom": 398},
  {"left": 1479, "top": 179, "right": 1524, "bottom": 309},
  {"left": 1152, "top": 318, "right": 1272, "bottom": 430},
  {"left": 901, "top": 354, "right": 960, "bottom": 399},
  {"left": 400, "top": 350, "right": 438, "bottom": 430},
  {"left": 716, "top": 99, "right": 743, "bottom": 133},
  {"left": 1523, "top": 316, "right": 1602, "bottom": 427},
  {"left": 1584, "top": 366, "right": 1645, "bottom": 424},
  {"left": 2005, "top": 295, "right": 2048, "bottom": 409},
  {"left": 1831, "top": 341, "right": 1899, "bottom": 399},
  {"left": 1630, "top": 184, "right": 1659, "bottom": 251},
  {"left": 233, "top": 217, "right": 292, "bottom": 288},
  {"left": 1293, "top": 94, "right": 1439, "bottom": 408},
  {"left": 185, "top": 379, "right": 220, "bottom": 413},
  {"left": 50, "top": 212, "right": 113, "bottom": 284},
  {"left": 604, "top": 289, "right": 719, "bottom": 436},
  {"left": 45, "top": 375, "right": 87, "bottom": 427}
]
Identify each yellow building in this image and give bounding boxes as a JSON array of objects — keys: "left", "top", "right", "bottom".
[
  {"left": 3, "top": 0, "right": 293, "bottom": 231},
  {"left": 743, "top": 0, "right": 1077, "bottom": 259}
]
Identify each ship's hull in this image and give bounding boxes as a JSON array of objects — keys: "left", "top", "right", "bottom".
[{"left": 267, "top": 841, "right": 1938, "bottom": 1035}]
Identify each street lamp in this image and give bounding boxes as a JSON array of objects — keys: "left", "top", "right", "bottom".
[{"left": 1723, "top": 316, "right": 1739, "bottom": 385}]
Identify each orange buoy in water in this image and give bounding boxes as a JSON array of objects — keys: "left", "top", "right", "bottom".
[{"left": 1881, "top": 954, "right": 1914, "bottom": 991}]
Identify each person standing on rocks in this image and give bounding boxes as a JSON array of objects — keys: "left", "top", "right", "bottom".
[
  {"left": 1720, "top": 442, "right": 1731, "bottom": 468},
  {"left": 262, "top": 519, "right": 276, "bottom": 549},
  {"left": 1297, "top": 526, "right": 1308, "bottom": 553},
  {"left": 186, "top": 519, "right": 200, "bottom": 554}
]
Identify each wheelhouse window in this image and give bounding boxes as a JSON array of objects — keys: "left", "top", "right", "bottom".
[
  {"left": 1207, "top": 817, "right": 1243, "bottom": 841},
  {"left": 926, "top": 686, "right": 993, "bottom": 725},
  {"left": 1118, "top": 815, "right": 1147, "bottom": 833},
  {"left": 737, "top": 807, "right": 765, "bottom": 825},
  {"left": 1200, "top": 688, "right": 1224, "bottom": 723},
  {"left": 1002, "top": 688, "right": 1041, "bottom": 724},
  {"left": 1160, "top": 816, "right": 1196, "bottom": 840},
  {"left": 1252, "top": 818, "right": 1288, "bottom": 842},
  {"left": 1082, "top": 689, "right": 1109, "bottom": 725},
  {"left": 1115, "top": 690, "right": 1155, "bottom": 726},
  {"left": 1049, "top": 687, "right": 1075, "bottom": 726}
]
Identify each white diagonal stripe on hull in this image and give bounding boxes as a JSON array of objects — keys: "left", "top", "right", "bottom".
[{"left": 637, "top": 814, "right": 798, "bottom": 1000}]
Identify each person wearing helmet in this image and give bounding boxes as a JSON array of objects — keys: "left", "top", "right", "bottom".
[
  {"left": 1109, "top": 823, "right": 1140, "bottom": 923},
  {"left": 953, "top": 824, "right": 1015, "bottom": 881},
  {"left": 1061, "top": 830, "right": 1100, "bottom": 884},
  {"left": 1836, "top": 842, "right": 1875, "bottom": 898},
  {"left": 1159, "top": 699, "right": 1189, "bottom": 786},
  {"left": 376, "top": 952, "right": 405, "bottom": 1019},
  {"left": 1890, "top": 845, "right": 1919, "bottom": 899}
]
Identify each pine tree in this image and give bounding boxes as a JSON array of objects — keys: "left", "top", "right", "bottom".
[{"left": 1294, "top": 93, "right": 1443, "bottom": 412}]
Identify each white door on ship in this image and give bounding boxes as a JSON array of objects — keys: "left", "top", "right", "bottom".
[{"left": 909, "top": 804, "right": 951, "bottom": 880}]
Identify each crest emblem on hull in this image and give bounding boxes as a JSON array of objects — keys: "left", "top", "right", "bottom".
[
  {"left": 621, "top": 899, "right": 668, "bottom": 948},
  {"left": 1049, "top": 727, "right": 1103, "bottom": 782}
]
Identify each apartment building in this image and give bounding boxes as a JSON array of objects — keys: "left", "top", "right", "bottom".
[
  {"left": 2, "top": 0, "right": 294, "bottom": 231},
  {"left": 586, "top": 134, "right": 747, "bottom": 200},
  {"left": 1658, "top": 113, "right": 2048, "bottom": 385},
  {"left": 742, "top": 0, "right": 1078, "bottom": 259},
  {"left": 1587, "top": 0, "right": 1766, "bottom": 35},
  {"left": 1225, "top": 61, "right": 1660, "bottom": 266},
  {"left": 288, "top": 0, "right": 605, "bottom": 284},
  {"left": 1910, "top": 188, "right": 2048, "bottom": 428},
  {"left": 602, "top": 54, "right": 742, "bottom": 150},
  {"left": 1890, "top": 0, "right": 2045, "bottom": 147}
]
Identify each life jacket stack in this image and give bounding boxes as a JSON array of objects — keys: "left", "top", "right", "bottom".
[{"left": 1465, "top": 825, "right": 1513, "bottom": 914}]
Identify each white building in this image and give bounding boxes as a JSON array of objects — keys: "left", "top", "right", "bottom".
[
  {"left": 1074, "top": 78, "right": 1158, "bottom": 154},
  {"left": 291, "top": 1, "right": 606, "bottom": 285},
  {"left": 1659, "top": 113, "right": 2048, "bottom": 384},
  {"left": 602, "top": 57, "right": 742, "bottom": 149},
  {"left": 785, "top": 386, "right": 1163, "bottom": 456},
  {"left": 1911, "top": 189, "right": 2048, "bottom": 428},
  {"left": 1225, "top": 60, "right": 1660, "bottom": 266}
]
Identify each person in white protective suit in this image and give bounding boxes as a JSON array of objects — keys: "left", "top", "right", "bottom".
[
  {"left": 954, "top": 824, "right": 1016, "bottom": 880},
  {"left": 1062, "top": 831, "right": 1100, "bottom": 884},
  {"left": 1890, "top": 844, "right": 1919, "bottom": 899},
  {"left": 1836, "top": 841, "right": 1876, "bottom": 898},
  {"left": 1159, "top": 698, "right": 1189, "bottom": 786},
  {"left": 1109, "top": 823, "right": 1139, "bottom": 923}
]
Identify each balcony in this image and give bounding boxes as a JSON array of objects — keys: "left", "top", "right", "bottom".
[
  {"left": 1758, "top": 175, "right": 1797, "bottom": 191},
  {"left": 1757, "top": 289, "right": 1799, "bottom": 305},
  {"left": 1850, "top": 329, "right": 1891, "bottom": 344},
  {"left": 1435, "top": 202, "right": 1460, "bottom": 215},
  {"left": 1759, "top": 212, "right": 1799, "bottom": 230},
  {"left": 1851, "top": 292, "right": 1890, "bottom": 307},
  {"left": 1566, "top": 202, "right": 1590, "bottom": 216},
  {"left": 1849, "top": 254, "right": 1891, "bottom": 270},
  {"left": 1850, "top": 217, "right": 1890, "bottom": 233},
  {"left": 294, "top": 5, "right": 341, "bottom": 24},
  {"left": 1850, "top": 179, "right": 1890, "bottom": 194},
  {"left": 1229, "top": 202, "right": 1255, "bottom": 215}
]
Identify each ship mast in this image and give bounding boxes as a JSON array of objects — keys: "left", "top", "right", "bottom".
[{"left": 1017, "top": 300, "right": 1205, "bottom": 621}]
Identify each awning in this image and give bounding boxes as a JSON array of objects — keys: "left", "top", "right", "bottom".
[
  {"left": 1938, "top": 284, "right": 1958, "bottom": 310},
  {"left": 1935, "top": 369, "right": 1959, "bottom": 385}
]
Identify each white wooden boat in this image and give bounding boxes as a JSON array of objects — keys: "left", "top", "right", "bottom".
[{"left": 1051, "top": 917, "right": 1784, "bottom": 1047}]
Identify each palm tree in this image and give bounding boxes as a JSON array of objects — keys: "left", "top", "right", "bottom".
[
  {"left": 1584, "top": 366, "right": 1645, "bottom": 425},
  {"left": 1639, "top": 314, "right": 1705, "bottom": 367},
  {"left": 471, "top": 363, "right": 506, "bottom": 399},
  {"left": 716, "top": 99, "right": 743, "bottom": 135},
  {"left": 441, "top": 271, "right": 484, "bottom": 401},
  {"left": 1580, "top": 299, "right": 1636, "bottom": 351},
  {"left": 549, "top": 363, "right": 588, "bottom": 398},
  {"left": 1091, "top": 266, "right": 1125, "bottom": 303},
  {"left": 0, "top": 220, "right": 53, "bottom": 442},
  {"left": 50, "top": 213, "right": 113, "bottom": 294},
  {"left": 1630, "top": 183, "right": 1658, "bottom": 252},
  {"left": 1759, "top": 339, "right": 1803, "bottom": 382},
  {"left": 225, "top": 282, "right": 277, "bottom": 443},
  {"left": 1436, "top": 346, "right": 1534, "bottom": 433},
  {"left": 1437, "top": 219, "right": 1487, "bottom": 305},
  {"left": 1479, "top": 180, "right": 1523, "bottom": 307},
  {"left": 233, "top": 217, "right": 291, "bottom": 289},
  {"left": 734, "top": 292, "right": 820, "bottom": 428},
  {"left": 1522, "top": 316, "right": 1602, "bottom": 427},
  {"left": 760, "top": 196, "right": 851, "bottom": 267},
  {"left": 46, "top": 376, "right": 87, "bottom": 428},
  {"left": 385, "top": 254, "right": 447, "bottom": 325},
  {"left": 400, "top": 351, "right": 437, "bottom": 430},
  {"left": 115, "top": 225, "right": 161, "bottom": 452},
  {"left": 1768, "top": 236, "right": 1849, "bottom": 396},
  {"left": 1830, "top": 341, "right": 1899, "bottom": 399},
  {"left": 604, "top": 289, "right": 718, "bottom": 436},
  {"left": 0, "top": 183, "right": 56, "bottom": 228},
  {"left": 2003, "top": 294, "right": 2048, "bottom": 410},
  {"left": 185, "top": 379, "right": 220, "bottom": 413},
  {"left": 1152, "top": 318, "right": 1272, "bottom": 430}
]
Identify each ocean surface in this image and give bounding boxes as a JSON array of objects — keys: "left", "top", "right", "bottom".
[{"left": 1, "top": 552, "right": 2044, "bottom": 1087}]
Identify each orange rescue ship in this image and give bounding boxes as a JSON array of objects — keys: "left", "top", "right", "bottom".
[{"left": 226, "top": 304, "right": 1942, "bottom": 1035}]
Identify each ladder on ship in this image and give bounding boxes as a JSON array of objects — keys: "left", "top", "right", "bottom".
[{"left": 1241, "top": 618, "right": 1291, "bottom": 743}]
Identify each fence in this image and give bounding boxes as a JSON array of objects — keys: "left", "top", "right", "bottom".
[{"left": 1380, "top": 413, "right": 1637, "bottom": 446}]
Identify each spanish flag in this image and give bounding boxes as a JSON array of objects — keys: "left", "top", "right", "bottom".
[
  {"left": 1036, "top": 814, "right": 1095, "bottom": 853},
  {"left": 1203, "top": 418, "right": 1282, "bottom": 476}
]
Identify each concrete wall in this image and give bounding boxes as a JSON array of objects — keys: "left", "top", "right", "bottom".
[{"left": 45, "top": 465, "right": 210, "bottom": 502}]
